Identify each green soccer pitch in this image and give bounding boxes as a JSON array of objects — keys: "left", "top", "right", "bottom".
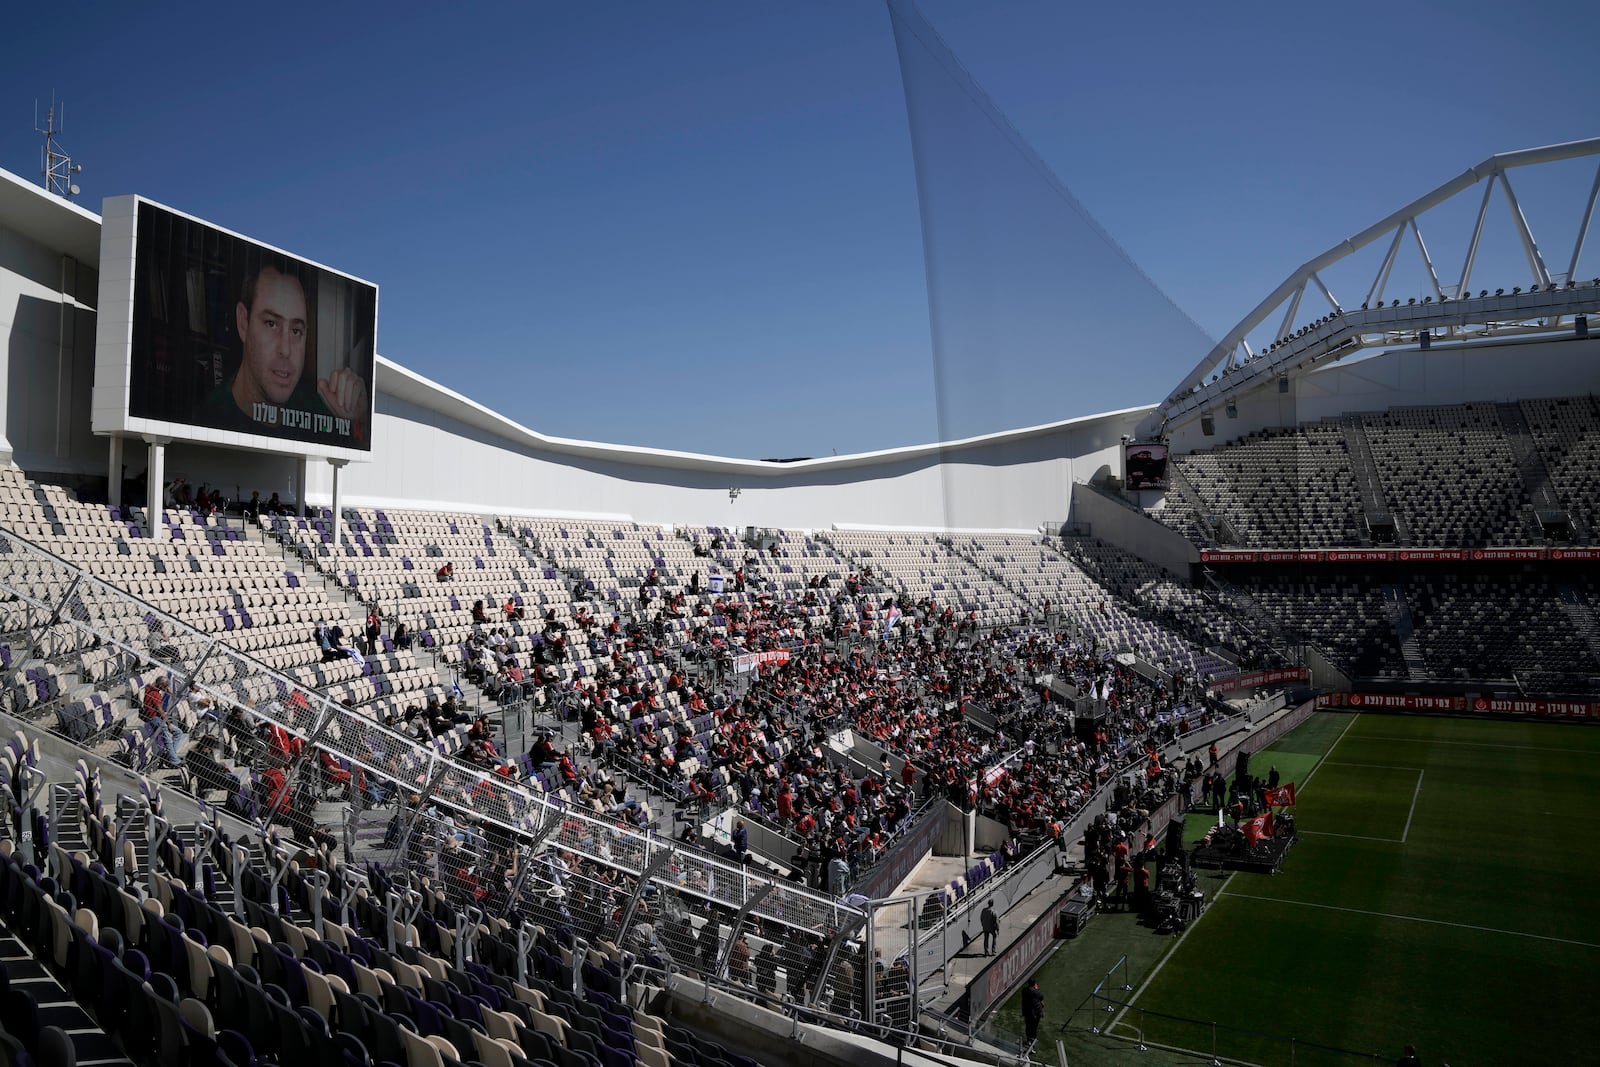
[{"left": 994, "top": 711, "right": 1600, "bottom": 1066}]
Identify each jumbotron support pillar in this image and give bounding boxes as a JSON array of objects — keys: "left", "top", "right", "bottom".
[
  {"left": 143, "top": 435, "right": 170, "bottom": 541},
  {"left": 329, "top": 458, "right": 349, "bottom": 552},
  {"left": 107, "top": 436, "right": 122, "bottom": 507}
]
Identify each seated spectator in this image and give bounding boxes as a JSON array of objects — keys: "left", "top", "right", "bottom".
[
  {"left": 393, "top": 619, "right": 413, "bottom": 650},
  {"left": 184, "top": 736, "right": 241, "bottom": 796},
  {"left": 140, "top": 677, "right": 187, "bottom": 765},
  {"left": 437, "top": 561, "right": 455, "bottom": 581},
  {"left": 314, "top": 619, "right": 344, "bottom": 662}
]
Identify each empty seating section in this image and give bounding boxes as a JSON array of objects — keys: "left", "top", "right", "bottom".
[
  {"left": 1148, "top": 492, "right": 1212, "bottom": 547},
  {"left": 0, "top": 472, "right": 452, "bottom": 735},
  {"left": 0, "top": 470, "right": 340, "bottom": 671},
  {"left": 1060, "top": 538, "right": 1283, "bottom": 667},
  {"left": 1521, "top": 395, "right": 1600, "bottom": 536},
  {"left": 1170, "top": 423, "right": 1364, "bottom": 546},
  {"left": 1235, "top": 577, "right": 1408, "bottom": 680},
  {"left": 1405, "top": 574, "right": 1599, "bottom": 690},
  {"left": 1156, "top": 397, "right": 1600, "bottom": 549},
  {"left": 953, "top": 534, "right": 1224, "bottom": 677},
  {"left": 1358, "top": 403, "right": 1535, "bottom": 546}
]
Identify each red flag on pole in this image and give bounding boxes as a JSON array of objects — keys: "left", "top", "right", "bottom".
[{"left": 1263, "top": 782, "right": 1296, "bottom": 807}]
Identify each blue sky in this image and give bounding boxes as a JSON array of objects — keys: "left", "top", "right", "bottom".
[{"left": 4, "top": 1, "right": 1596, "bottom": 458}]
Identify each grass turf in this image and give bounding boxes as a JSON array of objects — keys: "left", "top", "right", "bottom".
[{"left": 995, "top": 712, "right": 1600, "bottom": 1065}]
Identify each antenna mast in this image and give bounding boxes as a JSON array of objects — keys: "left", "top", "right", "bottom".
[{"left": 35, "top": 95, "right": 83, "bottom": 200}]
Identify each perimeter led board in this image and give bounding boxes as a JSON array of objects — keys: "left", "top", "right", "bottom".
[{"left": 94, "top": 195, "right": 377, "bottom": 459}]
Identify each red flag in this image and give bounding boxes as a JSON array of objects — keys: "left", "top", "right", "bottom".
[
  {"left": 1242, "top": 813, "right": 1270, "bottom": 847},
  {"left": 1263, "top": 782, "right": 1296, "bottom": 807}
]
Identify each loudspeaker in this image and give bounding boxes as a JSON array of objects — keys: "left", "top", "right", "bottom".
[
  {"left": 1234, "top": 751, "right": 1251, "bottom": 785},
  {"left": 1577, "top": 315, "right": 1589, "bottom": 339},
  {"left": 1164, "top": 820, "right": 1185, "bottom": 859},
  {"left": 1200, "top": 414, "right": 1215, "bottom": 436}
]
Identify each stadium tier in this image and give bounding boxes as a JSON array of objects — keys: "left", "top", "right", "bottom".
[{"left": 1156, "top": 396, "right": 1600, "bottom": 550}]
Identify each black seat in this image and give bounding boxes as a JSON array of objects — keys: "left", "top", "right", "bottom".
[
  {"left": 149, "top": 986, "right": 189, "bottom": 1067},
  {"left": 333, "top": 1030, "right": 370, "bottom": 1067},
  {"left": 363, "top": 1002, "right": 408, "bottom": 1066},
  {"left": 213, "top": 961, "right": 250, "bottom": 1029},
  {"left": 35, "top": 1026, "right": 76, "bottom": 1067},
  {"left": 273, "top": 1002, "right": 316, "bottom": 1067}
]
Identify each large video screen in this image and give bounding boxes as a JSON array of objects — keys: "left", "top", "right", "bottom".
[
  {"left": 1123, "top": 442, "right": 1169, "bottom": 490},
  {"left": 125, "top": 200, "right": 376, "bottom": 451}
]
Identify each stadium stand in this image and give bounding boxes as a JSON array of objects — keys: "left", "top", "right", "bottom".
[
  {"left": 1156, "top": 395, "right": 1600, "bottom": 550},
  {"left": 1170, "top": 422, "right": 1366, "bottom": 547}
]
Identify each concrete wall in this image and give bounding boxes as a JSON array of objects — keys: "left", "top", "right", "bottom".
[
  {"left": 1069, "top": 483, "right": 1200, "bottom": 577},
  {"left": 292, "top": 388, "right": 1141, "bottom": 532},
  {"left": 0, "top": 220, "right": 100, "bottom": 473}
]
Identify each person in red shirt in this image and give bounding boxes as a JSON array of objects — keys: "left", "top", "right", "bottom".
[{"left": 140, "top": 677, "right": 188, "bottom": 765}]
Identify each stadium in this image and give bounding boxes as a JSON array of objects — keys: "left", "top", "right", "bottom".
[{"left": 2, "top": 4, "right": 1598, "bottom": 1067}]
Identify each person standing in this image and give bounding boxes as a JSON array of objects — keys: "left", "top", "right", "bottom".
[
  {"left": 980, "top": 900, "right": 1000, "bottom": 956},
  {"left": 755, "top": 943, "right": 777, "bottom": 999},
  {"left": 729, "top": 933, "right": 751, "bottom": 986},
  {"left": 1021, "top": 978, "right": 1045, "bottom": 1050}
]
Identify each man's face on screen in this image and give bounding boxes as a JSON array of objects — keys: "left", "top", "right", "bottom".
[{"left": 235, "top": 266, "right": 308, "bottom": 407}]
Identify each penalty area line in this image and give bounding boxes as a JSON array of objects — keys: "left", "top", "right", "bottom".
[
  {"left": 1218, "top": 892, "right": 1600, "bottom": 950},
  {"left": 1299, "top": 830, "right": 1403, "bottom": 843}
]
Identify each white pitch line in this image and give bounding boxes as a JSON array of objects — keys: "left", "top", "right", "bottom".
[
  {"left": 1299, "top": 830, "right": 1403, "bottom": 843},
  {"left": 1356, "top": 735, "right": 1579, "bottom": 755},
  {"left": 1401, "top": 769, "right": 1424, "bottom": 843},
  {"left": 1115, "top": 712, "right": 1360, "bottom": 1027},
  {"left": 1323, "top": 761, "right": 1426, "bottom": 771},
  {"left": 1110, "top": 870, "right": 1235, "bottom": 1035},
  {"left": 1218, "top": 891, "right": 1600, "bottom": 950}
]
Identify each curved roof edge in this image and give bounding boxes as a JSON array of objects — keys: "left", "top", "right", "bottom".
[
  {"left": 0, "top": 164, "right": 1152, "bottom": 471},
  {"left": 376, "top": 354, "right": 1153, "bottom": 477},
  {"left": 0, "top": 166, "right": 102, "bottom": 263}
]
